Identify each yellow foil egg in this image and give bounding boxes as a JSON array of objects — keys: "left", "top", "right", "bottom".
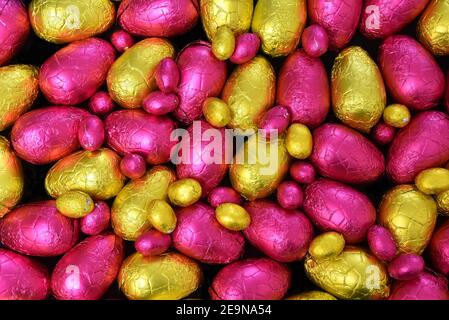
[
  {"left": 0, "top": 136, "right": 23, "bottom": 218},
  {"left": 0, "top": 65, "right": 39, "bottom": 131},
  {"left": 118, "top": 252, "right": 202, "bottom": 300},
  {"left": 112, "top": 166, "right": 176, "bottom": 241},
  {"left": 286, "top": 291, "right": 337, "bottom": 300},
  {"left": 436, "top": 190, "right": 449, "bottom": 216},
  {"left": 222, "top": 56, "right": 276, "bottom": 131},
  {"left": 147, "top": 199, "right": 177, "bottom": 234},
  {"left": 168, "top": 178, "right": 202, "bottom": 207},
  {"left": 251, "top": 0, "right": 307, "bottom": 57},
  {"left": 331, "top": 46, "right": 386, "bottom": 133},
  {"left": 212, "top": 26, "right": 236, "bottom": 60},
  {"left": 56, "top": 191, "right": 94, "bottom": 219},
  {"left": 379, "top": 185, "right": 437, "bottom": 254},
  {"left": 285, "top": 123, "right": 313, "bottom": 160},
  {"left": 45, "top": 148, "right": 125, "bottom": 200},
  {"left": 215, "top": 203, "right": 251, "bottom": 231},
  {"left": 230, "top": 133, "right": 291, "bottom": 200},
  {"left": 107, "top": 38, "right": 175, "bottom": 109},
  {"left": 202, "top": 97, "right": 231, "bottom": 128},
  {"left": 383, "top": 104, "right": 411, "bottom": 128},
  {"left": 29, "top": 0, "right": 115, "bottom": 44},
  {"left": 418, "top": 0, "right": 449, "bottom": 55},
  {"left": 308, "top": 232, "right": 345, "bottom": 262},
  {"left": 200, "top": 0, "right": 254, "bottom": 41},
  {"left": 305, "top": 247, "right": 390, "bottom": 300},
  {"left": 416, "top": 168, "right": 449, "bottom": 195}
]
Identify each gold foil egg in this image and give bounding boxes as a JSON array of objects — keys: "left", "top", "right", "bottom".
[
  {"left": 56, "top": 191, "right": 94, "bottom": 218},
  {"left": 202, "top": 97, "right": 231, "bottom": 128},
  {"left": 112, "top": 166, "right": 176, "bottom": 241},
  {"left": 436, "top": 190, "right": 449, "bottom": 216},
  {"left": 0, "top": 65, "right": 39, "bottom": 131},
  {"left": 287, "top": 291, "right": 337, "bottom": 300},
  {"left": 415, "top": 168, "right": 449, "bottom": 195},
  {"left": 383, "top": 104, "right": 411, "bottom": 128},
  {"left": 29, "top": 0, "right": 115, "bottom": 44},
  {"left": 305, "top": 247, "right": 390, "bottom": 300},
  {"left": 215, "top": 203, "right": 251, "bottom": 231},
  {"left": 331, "top": 46, "right": 386, "bottom": 133},
  {"left": 379, "top": 185, "right": 437, "bottom": 254},
  {"left": 222, "top": 56, "right": 276, "bottom": 131},
  {"left": 168, "top": 178, "right": 202, "bottom": 207},
  {"left": 45, "top": 148, "right": 125, "bottom": 200},
  {"left": 308, "top": 232, "right": 345, "bottom": 262},
  {"left": 118, "top": 252, "right": 202, "bottom": 300},
  {"left": 230, "top": 133, "right": 291, "bottom": 200},
  {"left": 0, "top": 136, "right": 23, "bottom": 218},
  {"left": 147, "top": 199, "right": 177, "bottom": 234},
  {"left": 107, "top": 38, "right": 175, "bottom": 109},
  {"left": 418, "top": 0, "right": 449, "bottom": 55},
  {"left": 285, "top": 123, "right": 313, "bottom": 160},
  {"left": 212, "top": 26, "right": 236, "bottom": 60}
]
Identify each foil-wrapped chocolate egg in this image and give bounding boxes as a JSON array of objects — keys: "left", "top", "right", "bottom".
[
  {"left": 11, "top": 106, "right": 89, "bottom": 165},
  {"left": 56, "top": 191, "right": 94, "bottom": 219},
  {"left": 110, "top": 30, "right": 135, "bottom": 53},
  {"left": 415, "top": 168, "right": 449, "bottom": 195},
  {"left": 311, "top": 123, "right": 385, "bottom": 184},
  {"left": 88, "top": 91, "right": 115, "bottom": 116},
  {"left": 45, "top": 148, "right": 125, "bottom": 200},
  {"left": 142, "top": 91, "right": 179, "bottom": 115},
  {"left": 371, "top": 122, "right": 396, "bottom": 146},
  {"left": 0, "top": 65, "right": 39, "bottom": 131},
  {"left": 202, "top": 98, "right": 231, "bottom": 128},
  {"left": 379, "top": 185, "right": 437, "bottom": 254},
  {"left": 331, "top": 46, "right": 386, "bottom": 132},
  {"left": 112, "top": 166, "right": 176, "bottom": 241},
  {"left": 230, "top": 33, "right": 261, "bottom": 65},
  {"left": 252, "top": 0, "right": 306, "bottom": 57},
  {"left": 118, "top": 252, "right": 202, "bottom": 300},
  {"left": 258, "top": 105, "right": 291, "bottom": 138},
  {"left": 155, "top": 58, "right": 179, "bottom": 93},
  {"left": 80, "top": 201, "right": 110, "bottom": 236},
  {"left": 0, "top": 201, "right": 78, "bottom": 257},
  {"left": 135, "top": 229, "right": 171, "bottom": 256},
  {"left": 301, "top": 25, "right": 329, "bottom": 58},
  {"left": 308, "top": 232, "right": 345, "bottom": 261},
  {"left": 290, "top": 161, "right": 316, "bottom": 185},
  {"left": 383, "top": 104, "right": 411, "bottom": 129},
  {"left": 208, "top": 187, "right": 242, "bottom": 208},
  {"left": 210, "top": 258, "right": 291, "bottom": 300},
  {"left": 119, "top": 154, "right": 146, "bottom": 180},
  {"left": 147, "top": 199, "right": 177, "bottom": 234},
  {"left": 51, "top": 234, "right": 124, "bottom": 300},
  {"left": 78, "top": 115, "right": 105, "bottom": 151},
  {"left": 168, "top": 178, "right": 202, "bottom": 207},
  {"left": 107, "top": 38, "right": 175, "bottom": 109},
  {"left": 367, "top": 225, "right": 397, "bottom": 262},
  {"left": 215, "top": 203, "right": 251, "bottom": 231},
  {"left": 379, "top": 35, "right": 445, "bottom": 110},
  {"left": 212, "top": 26, "right": 236, "bottom": 60},
  {"left": 287, "top": 291, "right": 337, "bottom": 300},
  {"left": 389, "top": 271, "right": 449, "bottom": 300},
  {"left": 276, "top": 181, "right": 303, "bottom": 210},
  {"left": 244, "top": 200, "right": 313, "bottom": 262},
  {"left": 429, "top": 221, "right": 449, "bottom": 275},
  {"left": 305, "top": 247, "right": 390, "bottom": 300},
  {"left": 388, "top": 254, "right": 425, "bottom": 281},
  {"left": 418, "top": 0, "right": 449, "bottom": 55},
  {"left": 173, "top": 202, "right": 245, "bottom": 264},
  {"left": 0, "top": 249, "right": 49, "bottom": 300},
  {"left": 437, "top": 190, "right": 449, "bottom": 215},
  {"left": 285, "top": 124, "right": 313, "bottom": 160}
]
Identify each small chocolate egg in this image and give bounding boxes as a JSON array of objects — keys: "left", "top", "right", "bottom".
[
  {"left": 301, "top": 25, "right": 329, "bottom": 58},
  {"left": 289, "top": 161, "right": 316, "bottom": 185},
  {"left": 276, "top": 181, "right": 303, "bottom": 210},
  {"left": 147, "top": 200, "right": 177, "bottom": 234},
  {"left": 371, "top": 121, "right": 396, "bottom": 146},
  {"left": 168, "top": 178, "right": 202, "bottom": 207},
  {"left": 389, "top": 271, "right": 449, "bottom": 300},
  {"left": 135, "top": 229, "right": 171, "bottom": 256},
  {"left": 110, "top": 30, "right": 135, "bottom": 53},
  {"left": 88, "top": 91, "right": 115, "bottom": 116},
  {"left": 436, "top": 190, "right": 449, "bottom": 215},
  {"left": 230, "top": 33, "right": 261, "bottom": 64},
  {"left": 308, "top": 232, "right": 345, "bottom": 261},
  {"left": 415, "top": 168, "right": 449, "bottom": 195},
  {"left": 78, "top": 115, "right": 105, "bottom": 151},
  {"left": 388, "top": 254, "right": 425, "bottom": 281},
  {"left": 208, "top": 187, "right": 242, "bottom": 208},
  {"left": 202, "top": 97, "right": 231, "bottom": 128},
  {"left": 80, "top": 201, "right": 111, "bottom": 236},
  {"left": 287, "top": 291, "right": 337, "bottom": 300},
  {"left": 429, "top": 221, "right": 449, "bottom": 275},
  {"left": 258, "top": 105, "right": 291, "bottom": 138},
  {"left": 215, "top": 203, "right": 251, "bottom": 231},
  {"left": 367, "top": 225, "right": 397, "bottom": 262},
  {"left": 418, "top": 0, "right": 449, "bottom": 55},
  {"left": 142, "top": 91, "right": 179, "bottom": 115},
  {"left": 56, "top": 191, "right": 94, "bottom": 219},
  {"left": 212, "top": 26, "right": 236, "bottom": 60},
  {"left": 155, "top": 58, "right": 179, "bottom": 93},
  {"left": 285, "top": 124, "right": 313, "bottom": 159},
  {"left": 383, "top": 104, "right": 411, "bottom": 128},
  {"left": 119, "top": 154, "right": 146, "bottom": 180}
]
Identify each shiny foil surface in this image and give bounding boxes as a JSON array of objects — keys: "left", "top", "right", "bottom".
[
  {"left": 389, "top": 271, "right": 449, "bottom": 300},
  {"left": 429, "top": 221, "right": 449, "bottom": 275},
  {"left": 418, "top": 0, "right": 449, "bottom": 55}
]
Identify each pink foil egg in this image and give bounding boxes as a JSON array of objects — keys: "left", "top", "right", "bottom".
[
  {"left": 135, "top": 229, "right": 172, "bottom": 256},
  {"left": 110, "top": 30, "right": 135, "bottom": 53},
  {"left": 105, "top": 110, "right": 177, "bottom": 165},
  {"left": 389, "top": 271, "right": 449, "bottom": 300},
  {"left": 244, "top": 200, "right": 313, "bottom": 262},
  {"left": 301, "top": 24, "right": 329, "bottom": 58},
  {"left": 174, "top": 41, "right": 227, "bottom": 124},
  {"left": 210, "top": 258, "right": 291, "bottom": 300},
  {"left": 155, "top": 57, "right": 180, "bottom": 93},
  {"left": 387, "top": 111, "right": 449, "bottom": 183},
  {"left": 304, "top": 179, "right": 376, "bottom": 243},
  {"left": 429, "top": 221, "right": 449, "bottom": 276},
  {"left": 258, "top": 105, "right": 291, "bottom": 138},
  {"left": 446, "top": 72, "right": 449, "bottom": 112},
  {"left": 118, "top": 0, "right": 199, "bottom": 37},
  {"left": 208, "top": 187, "right": 242, "bottom": 208},
  {"left": 311, "top": 123, "right": 385, "bottom": 184},
  {"left": 371, "top": 122, "right": 396, "bottom": 146},
  {"left": 290, "top": 161, "right": 316, "bottom": 185},
  {"left": 379, "top": 35, "right": 445, "bottom": 111},
  {"left": 367, "top": 225, "right": 397, "bottom": 262},
  {"left": 0, "top": 0, "right": 29, "bottom": 66},
  {"left": 39, "top": 38, "right": 115, "bottom": 105},
  {"left": 0, "top": 201, "right": 79, "bottom": 257},
  {"left": 143, "top": 91, "right": 179, "bottom": 115},
  {"left": 308, "top": 0, "right": 363, "bottom": 50},
  {"left": 11, "top": 106, "right": 89, "bottom": 165},
  {"left": 88, "top": 91, "right": 116, "bottom": 116},
  {"left": 0, "top": 249, "right": 49, "bottom": 300},
  {"left": 119, "top": 153, "right": 146, "bottom": 180},
  {"left": 230, "top": 33, "right": 261, "bottom": 65},
  {"left": 172, "top": 203, "right": 245, "bottom": 264},
  {"left": 80, "top": 201, "right": 111, "bottom": 236},
  {"left": 51, "top": 234, "right": 124, "bottom": 300},
  {"left": 78, "top": 115, "right": 105, "bottom": 151},
  {"left": 360, "top": 0, "right": 430, "bottom": 39},
  {"left": 276, "top": 181, "right": 304, "bottom": 210},
  {"left": 276, "top": 50, "right": 330, "bottom": 127},
  {"left": 388, "top": 254, "right": 425, "bottom": 281}
]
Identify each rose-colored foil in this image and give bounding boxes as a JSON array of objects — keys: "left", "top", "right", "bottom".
[
  {"left": 389, "top": 271, "right": 449, "bottom": 300},
  {"left": 277, "top": 50, "right": 330, "bottom": 127},
  {"left": 119, "top": 153, "right": 146, "bottom": 180},
  {"left": 208, "top": 187, "right": 242, "bottom": 208},
  {"left": 0, "top": 201, "right": 78, "bottom": 257},
  {"left": 258, "top": 106, "right": 291, "bottom": 138},
  {"left": 0, "top": 0, "right": 29, "bottom": 66},
  {"left": 244, "top": 200, "right": 313, "bottom": 262},
  {"left": 174, "top": 42, "right": 227, "bottom": 124},
  {"left": 0, "top": 249, "right": 49, "bottom": 300},
  {"left": 276, "top": 181, "right": 304, "bottom": 210},
  {"left": 290, "top": 161, "right": 316, "bottom": 185},
  {"left": 311, "top": 124, "right": 385, "bottom": 184},
  {"left": 143, "top": 91, "right": 179, "bottom": 115},
  {"left": 301, "top": 24, "right": 329, "bottom": 58},
  {"left": 172, "top": 203, "right": 245, "bottom": 264},
  {"left": 429, "top": 221, "right": 449, "bottom": 276},
  {"left": 230, "top": 33, "right": 261, "bottom": 65},
  {"left": 155, "top": 58, "right": 179, "bottom": 93},
  {"left": 371, "top": 122, "right": 396, "bottom": 146},
  {"left": 367, "top": 225, "right": 397, "bottom": 262},
  {"left": 88, "top": 91, "right": 115, "bottom": 117},
  {"left": 11, "top": 106, "right": 89, "bottom": 165},
  {"left": 110, "top": 30, "right": 135, "bottom": 53},
  {"left": 446, "top": 72, "right": 449, "bottom": 112},
  {"left": 78, "top": 115, "right": 105, "bottom": 151},
  {"left": 39, "top": 38, "right": 115, "bottom": 105},
  {"left": 80, "top": 201, "right": 111, "bottom": 236},
  {"left": 210, "top": 258, "right": 291, "bottom": 300},
  {"left": 105, "top": 110, "right": 176, "bottom": 165},
  {"left": 51, "top": 234, "right": 124, "bottom": 300},
  {"left": 387, "top": 111, "right": 449, "bottom": 183},
  {"left": 388, "top": 254, "right": 425, "bottom": 281},
  {"left": 379, "top": 35, "right": 445, "bottom": 111},
  {"left": 135, "top": 229, "right": 171, "bottom": 256},
  {"left": 118, "top": 0, "right": 199, "bottom": 37}
]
